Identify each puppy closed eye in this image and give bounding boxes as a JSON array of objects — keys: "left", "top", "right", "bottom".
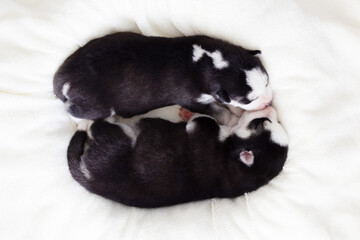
[
  {"left": 250, "top": 96, "right": 258, "bottom": 102},
  {"left": 239, "top": 97, "right": 251, "bottom": 105}
]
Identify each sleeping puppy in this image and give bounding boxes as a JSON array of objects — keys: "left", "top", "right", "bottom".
[
  {"left": 54, "top": 32, "right": 272, "bottom": 124},
  {"left": 67, "top": 106, "right": 288, "bottom": 208}
]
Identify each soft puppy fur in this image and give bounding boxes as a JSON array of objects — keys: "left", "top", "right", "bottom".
[
  {"left": 54, "top": 32, "right": 272, "bottom": 123},
  {"left": 67, "top": 107, "right": 288, "bottom": 208}
]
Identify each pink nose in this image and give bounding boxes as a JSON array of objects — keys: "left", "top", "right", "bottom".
[{"left": 261, "top": 95, "right": 272, "bottom": 105}]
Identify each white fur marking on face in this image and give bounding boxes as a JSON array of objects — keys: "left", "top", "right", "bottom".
[
  {"left": 192, "top": 45, "right": 229, "bottom": 69},
  {"left": 232, "top": 107, "right": 289, "bottom": 146},
  {"left": 196, "top": 94, "right": 216, "bottom": 104},
  {"left": 265, "top": 122, "right": 289, "bottom": 147},
  {"left": 245, "top": 67, "right": 268, "bottom": 98},
  {"left": 62, "top": 83, "right": 70, "bottom": 99},
  {"left": 110, "top": 108, "right": 116, "bottom": 116},
  {"left": 79, "top": 159, "right": 91, "bottom": 180},
  {"left": 231, "top": 110, "right": 266, "bottom": 139}
]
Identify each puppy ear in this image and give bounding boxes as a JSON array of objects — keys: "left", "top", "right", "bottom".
[
  {"left": 248, "top": 50, "right": 261, "bottom": 56},
  {"left": 239, "top": 150, "right": 254, "bottom": 167},
  {"left": 216, "top": 90, "right": 231, "bottom": 103}
]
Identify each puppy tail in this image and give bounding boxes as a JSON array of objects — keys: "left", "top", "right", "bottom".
[{"left": 67, "top": 130, "right": 89, "bottom": 185}]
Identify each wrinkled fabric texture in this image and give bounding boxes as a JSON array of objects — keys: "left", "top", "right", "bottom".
[{"left": 1, "top": 0, "right": 360, "bottom": 239}]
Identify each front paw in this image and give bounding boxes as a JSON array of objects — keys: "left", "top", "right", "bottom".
[{"left": 178, "top": 107, "right": 193, "bottom": 122}]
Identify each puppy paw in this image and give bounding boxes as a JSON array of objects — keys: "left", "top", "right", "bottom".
[{"left": 178, "top": 107, "right": 193, "bottom": 122}]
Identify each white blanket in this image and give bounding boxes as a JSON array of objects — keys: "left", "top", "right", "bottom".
[{"left": 1, "top": 0, "right": 360, "bottom": 239}]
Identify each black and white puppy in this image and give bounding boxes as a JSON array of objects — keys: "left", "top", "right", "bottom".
[
  {"left": 54, "top": 32, "right": 272, "bottom": 123},
  {"left": 67, "top": 106, "right": 288, "bottom": 208}
]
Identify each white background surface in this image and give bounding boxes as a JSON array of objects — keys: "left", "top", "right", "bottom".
[{"left": 1, "top": 0, "right": 360, "bottom": 239}]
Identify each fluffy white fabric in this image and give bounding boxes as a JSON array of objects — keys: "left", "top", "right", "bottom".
[{"left": 1, "top": 0, "right": 360, "bottom": 239}]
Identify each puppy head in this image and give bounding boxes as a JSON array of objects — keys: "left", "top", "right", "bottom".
[
  {"left": 216, "top": 50, "right": 272, "bottom": 111},
  {"left": 215, "top": 66, "right": 272, "bottom": 111},
  {"left": 227, "top": 107, "right": 288, "bottom": 184},
  {"left": 193, "top": 44, "right": 272, "bottom": 111}
]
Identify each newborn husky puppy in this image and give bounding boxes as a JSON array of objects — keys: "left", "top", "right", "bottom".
[
  {"left": 54, "top": 32, "right": 272, "bottom": 123},
  {"left": 67, "top": 106, "right": 288, "bottom": 208}
]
